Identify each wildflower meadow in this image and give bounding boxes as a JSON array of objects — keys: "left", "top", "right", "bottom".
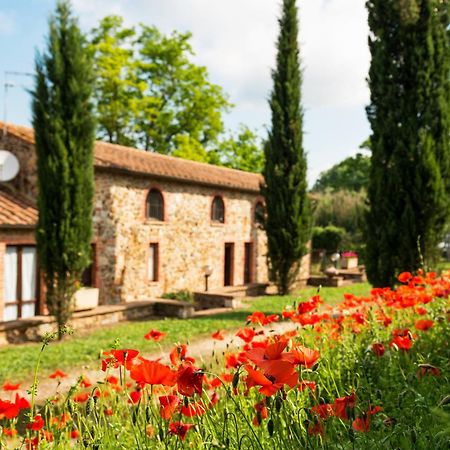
[{"left": 0, "top": 271, "right": 449, "bottom": 449}]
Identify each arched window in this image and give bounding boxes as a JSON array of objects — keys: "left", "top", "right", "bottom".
[
  {"left": 254, "top": 201, "right": 265, "bottom": 226},
  {"left": 211, "top": 196, "right": 225, "bottom": 223},
  {"left": 146, "top": 189, "right": 164, "bottom": 221}
]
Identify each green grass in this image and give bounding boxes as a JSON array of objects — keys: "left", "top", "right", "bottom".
[{"left": 0, "top": 283, "right": 370, "bottom": 383}]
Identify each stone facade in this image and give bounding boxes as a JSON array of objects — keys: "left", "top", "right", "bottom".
[{"left": 0, "top": 126, "right": 311, "bottom": 317}]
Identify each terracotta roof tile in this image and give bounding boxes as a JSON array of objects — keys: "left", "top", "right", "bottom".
[
  {"left": 0, "top": 186, "right": 37, "bottom": 227},
  {"left": 1, "top": 123, "right": 262, "bottom": 193}
]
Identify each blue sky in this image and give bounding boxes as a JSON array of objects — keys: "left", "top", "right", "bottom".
[{"left": 0, "top": 0, "right": 371, "bottom": 184}]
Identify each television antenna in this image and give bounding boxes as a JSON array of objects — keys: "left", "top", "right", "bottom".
[
  {"left": 2, "top": 71, "right": 33, "bottom": 137},
  {"left": 0, "top": 150, "right": 20, "bottom": 181}
]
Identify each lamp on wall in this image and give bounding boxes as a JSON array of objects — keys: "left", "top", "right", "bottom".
[{"left": 203, "top": 265, "right": 213, "bottom": 292}]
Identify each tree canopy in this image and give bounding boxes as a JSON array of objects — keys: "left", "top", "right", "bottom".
[
  {"left": 313, "top": 153, "right": 370, "bottom": 192},
  {"left": 365, "top": 0, "right": 450, "bottom": 286},
  {"left": 262, "top": 0, "right": 311, "bottom": 294}
]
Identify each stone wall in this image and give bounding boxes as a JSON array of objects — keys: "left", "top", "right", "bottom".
[{"left": 93, "top": 170, "right": 271, "bottom": 303}]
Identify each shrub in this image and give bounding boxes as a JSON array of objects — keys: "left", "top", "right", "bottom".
[
  {"left": 312, "top": 225, "right": 345, "bottom": 252},
  {"left": 161, "top": 290, "right": 194, "bottom": 303}
]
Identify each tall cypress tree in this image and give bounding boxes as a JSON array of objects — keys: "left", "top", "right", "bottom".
[
  {"left": 262, "top": 0, "right": 311, "bottom": 295},
  {"left": 32, "top": 0, "right": 95, "bottom": 337},
  {"left": 365, "top": 0, "right": 450, "bottom": 287}
]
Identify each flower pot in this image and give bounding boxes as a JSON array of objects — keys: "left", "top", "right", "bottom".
[{"left": 73, "top": 287, "right": 99, "bottom": 311}]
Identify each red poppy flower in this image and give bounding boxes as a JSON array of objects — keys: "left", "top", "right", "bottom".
[
  {"left": 26, "top": 415, "right": 45, "bottom": 431},
  {"left": 3, "top": 428, "right": 18, "bottom": 437},
  {"left": 212, "top": 330, "right": 225, "bottom": 340},
  {"left": 333, "top": 392, "right": 356, "bottom": 420},
  {"left": 245, "top": 340, "right": 288, "bottom": 372},
  {"left": 415, "top": 319, "right": 434, "bottom": 331},
  {"left": 130, "top": 359, "right": 177, "bottom": 387},
  {"left": 308, "top": 420, "right": 325, "bottom": 436},
  {"left": 236, "top": 328, "right": 256, "bottom": 343},
  {"left": 159, "top": 395, "right": 180, "bottom": 420},
  {"left": 298, "top": 380, "right": 316, "bottom": 392},
  {"left": 244, "top": 363, "right": 297, "bottom": 396},
  {"left": 168, "top": 421, "right": 194, "bottom": 441},
  {"left": 371, "top": 343, "right": 385, "bottom": 357},
  {"left": 310, "top": 403, "right": 334, "bottom": 419},
  {"left": 70, "top": 429, "right": 79, "bottom": 439},
  {"left": 298, "top": 295, "right": 323, "bottom": 315},
  {"left": 144, "top": 329, "right": 166, "bottom": 341},
  {"left": 0, "top": 394, "right": 30, "bottom": 419},
  {"left": 102, "top": 349, "right": 139, "bottom": 371},
  {"left": 390, "top": 335, "right": 413, "bottom": 351},
  {"left": 285, "top": 345, "right": 320, "bottom": 368},
  {"left": 73, "top": 392, "right": 90, "bottom": 403},
  {"left": 2, "top": 381, "right": 20, "bottom": 391},
  {"left": 181, "top": 401, "right": 206, "bottom": 417},
  {"left": 177, "top": 364, "right": 204, "bottom": 397},
  {"left": 169, "top": 344, "right": 195, "bottom": 367},
  {"left": 49, "top": 370, "right": 67, "bottom": 379},
  {"left": 352, "top": 416, "right": 370, "bottom": 432},
  {"left": 106, "top": 375, "right": 119, "bottom": 385},
  {"left": 417, "top": 364, "right": 441, "bottom": 379},
  {"left": 398, "top": 272, "right": 412, "bottom": 283},
  {"left": 129, "top": 390, "right": 142, "bottom": 404}
]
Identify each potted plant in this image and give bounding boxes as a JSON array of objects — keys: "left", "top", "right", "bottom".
[{"left": 341, "top": 251, "right": 358, "bottom": 269}]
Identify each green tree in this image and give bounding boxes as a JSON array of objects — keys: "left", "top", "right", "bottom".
[
  {"left": 365, "top": 0, "right": 450, "bottom": 287},
  {"left": 32, "top": 0, "right": 95, "bottom": 338},
  {"left": 313, "top": 153, "right": 370, "bottom": 192},
  {"left": 90, "top": 18, "right": 231, "bottom": 161},
  {"left": 90, "top": 16, "right": 137, "bottom": 146},
  {"left": 262, "top": 0, "right": 311, "bottom": 295},
  {"left": 217, "top": 126, "right": 264, "bottom": 173}
]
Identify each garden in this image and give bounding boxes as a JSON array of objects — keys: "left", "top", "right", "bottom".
[{"left": 0, "top": 272, "right": 448, "bottom": 449}]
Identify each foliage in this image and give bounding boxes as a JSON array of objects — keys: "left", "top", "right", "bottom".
[
  {"left": 313, "top": 153, "right": 370, "bottom": 192},
  {"left": 365, "top": 0, "right": 450, "bottom": 287},
  {"left": 262, "top": 0, "right": 311, "bottom": 294},
  {"left": 32, "top": 0, "right": 95, "bottom": 338},
  {"left": 313, "top": 189, "right": 367, "bottom": 258},
  {"left": 161, "top": 290, "right": 194, "bottom": 304},
  {"left": 90, "top": 16, "right": 230, "bottom": 162},
  {"left": 217, "top": 125, "right": 265, "bottom": 173},
  {"left": 0, "top": 274, "right": 449, "bottom": 449},
  {"left": 312, "top": 225, "right": 345, "bottom": 252}
]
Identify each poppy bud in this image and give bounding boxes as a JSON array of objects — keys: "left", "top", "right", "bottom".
[
  {"left": 158, "top": 427, "right": 164, "bottom": 441},
  {"left": 145, "top": 406, "right": 151, "bottom": 422},
  {"left": 275, "top": 395, "right": 283, "bottom": 412},
  {"left": 67, "top": 400, "right": 74, "bottom": 415},
  {"left": 184, "top": 397, "right": 189, "bottom": 408},
  {"left": 132, "top": 408, "right": 138, "bottom": 425},
  {"left": 438, "top": 395, "right": 450, "bottom": 407},
  {"left": 268, "top": 419, "right": 274, "bottom": 436},
  {"left": 86, "top": 397, "right": 94, "bottom": 416},
  {"left": 232, "top": 370, "right": 240, "bottom": 390}
]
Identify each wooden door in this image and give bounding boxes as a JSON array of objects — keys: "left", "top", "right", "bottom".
[
  {"left": 224, "top": 243, "right": 234, "bottom": 286},
  {"left": 244, "top": 242, "right": 253, "bottom": 284}
]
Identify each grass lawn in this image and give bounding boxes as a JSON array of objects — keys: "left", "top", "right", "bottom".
[{"left": 0, "top": 283, "right": 370, "bottom": 383}]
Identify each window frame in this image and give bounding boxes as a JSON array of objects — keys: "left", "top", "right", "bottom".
[
  {"left": 147, "top": 243, "right": 159, "bottom": 282},
  {"left": 3, "top": 245, "right": 40, "bottom": 321},
  {"left": 211, "top": 195, "right": 226, "bottom": 224},
  {"left": 253, "top": 199, "right": 265, "bottom": 228},
  {"left": 145, "top": 188, "right": 165, "bottom": 222}
]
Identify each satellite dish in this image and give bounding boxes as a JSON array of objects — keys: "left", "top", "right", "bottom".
[{"left": 0, "top": 150, "right": 20, "bottom": 181}]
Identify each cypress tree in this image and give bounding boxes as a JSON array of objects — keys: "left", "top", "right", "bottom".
[
  {"left": 365, "top": 0, "right": 450, "bottom": 287},
  {"left": 32, "top": 0, "right": 95, "bottom": 337},
  {"left": 262, "top": 0, "right": 311, "bottom": 295}
]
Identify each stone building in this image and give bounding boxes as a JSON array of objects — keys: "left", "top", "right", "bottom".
[{"left": 0, "top": 123, "right": 310, "bottom": 323}]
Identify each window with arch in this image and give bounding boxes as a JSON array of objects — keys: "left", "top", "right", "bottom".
[
  {"left": 211, "top": 196, "right": 225, "bottom": 223},
  {"left": 146, "top": 189, "right": 164, "bottom": 221},
  {"left": 254, "top": 201, "right": 265, "bottom": 226}
]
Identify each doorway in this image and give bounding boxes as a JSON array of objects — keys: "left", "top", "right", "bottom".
[
  {"left": 224, "top": 243, "right": 234, "bottom": 286},
  {"left": 244, "top": 242, "right": 253, "bottom": 284}
]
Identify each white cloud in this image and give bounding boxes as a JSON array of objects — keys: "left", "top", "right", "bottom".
[{"left": 0, "top": 11, "right": 15, "bottom": 34}]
